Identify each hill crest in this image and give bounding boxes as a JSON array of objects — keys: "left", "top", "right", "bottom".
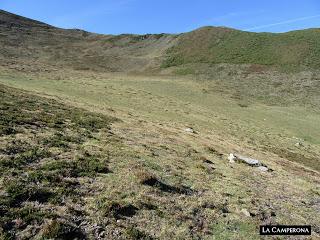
[{"left": 1, "top": 9, "right": 320, "bottom": 73}]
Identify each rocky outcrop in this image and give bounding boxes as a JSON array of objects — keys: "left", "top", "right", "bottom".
[{"left": 228, "top": 153, "right": 271, "bottom": 172}]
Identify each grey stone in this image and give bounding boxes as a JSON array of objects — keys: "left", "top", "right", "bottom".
[
  {"left": 258, "top": 166, "right": 269, "bottom": 172},
  {"left": 229, "top": 153, "right": 270, "bottom": 171},
  {"left": 234, "top": 154, "right": 261, "bottom": 166}
]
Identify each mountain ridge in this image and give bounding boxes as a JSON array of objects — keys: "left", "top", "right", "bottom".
[
  {"left": 1, "top": 9, "right": 320, "bottom": 73},
  {"left": 0, "top": 9, "right": 52, "bottom": 29}
]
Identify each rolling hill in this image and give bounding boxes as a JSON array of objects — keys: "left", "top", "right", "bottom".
[
  {"left": 0, "top": 9, "right": 176, "bottom": 73},
  {"left": 0, "top": 9, "right": 319, "bottom": 240},
  {"left": 2, "top": 10, "right": 320, "bottom": 73},
  {"left": 163, "top": 26, "right": 320, "bottom": 70}
]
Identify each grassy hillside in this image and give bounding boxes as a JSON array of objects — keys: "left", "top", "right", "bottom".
[
  {"left": 162, "top": 27, "right": 320, "bottom": 70},
  {"left": 0, "top": 84, "right": 117, "bottom": 239},
  {"left": 0, "top": 10, "right": 176, "bottom": 73},
  {"left": 0, "top": 10, "right": 320, "bottom": 239},
  {"left": 0, "top": 81, "right": 319, "bottom": 239},
  {"left": 3, "top": 9, "right": 320, "bottom": 111},
  {"left": 2, "top": 10, "right": 320, "bottom": 74}
]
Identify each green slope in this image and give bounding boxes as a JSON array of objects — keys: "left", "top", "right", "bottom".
[{"left": 163, "top": 27, "right": 320, "bottom": 70}]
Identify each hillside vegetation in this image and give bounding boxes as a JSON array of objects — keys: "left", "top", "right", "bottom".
[
  {"left": 0, "top": 9, "right": 320, "bottom": 239},
  {"left": 0, "top": 10, "right": 176, "bottom": 73},
  {"left": 162, "top": 26, "right": 320, "bottom": 71},
  {"left": 2, "top": 10, "right": 320, "bottom": 110},
  {"left": 0, "top": 82, "right": 319, "bottom": 239},
  {"left": 2, "top": 10, "right": 320, "bottom": 73}
]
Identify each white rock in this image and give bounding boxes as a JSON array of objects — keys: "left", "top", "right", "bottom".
[
  {"left": 258, "top": 166, "right": 269, "bottom": 172},
  {"left": 228, "top": 153, "right": 236, "bottom": 163},
  {"left": 185, "top": 128, "right": 194, "bottom": 133},
  {"left": 228, "top": 153, "right": 271, "bottom": 171}
]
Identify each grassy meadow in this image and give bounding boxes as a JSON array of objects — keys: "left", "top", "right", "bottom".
[
  {"left": 0, "top": 68, "right": 319, "bottom": 239},
  {"left": 0, "top": 69, "right": 319, "bottom": 169}
]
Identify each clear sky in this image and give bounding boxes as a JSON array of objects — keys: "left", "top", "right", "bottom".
[{"left": 0, "top": 0, "right": 319, "bottom": 34}]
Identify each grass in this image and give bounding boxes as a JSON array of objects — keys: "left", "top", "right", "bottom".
[
  {"left": 0, "top": 84, "right": 117, "bottom": 239},
  {"left": 1, "top": 11, "right": 319, "bottom": 238},
  {"left": 40, "top": 220, "right": 86, "bottom": 239},
  {"left": 0, "top": 72, "right": 319, "bottom": 239},
  {"left": 162, "top": 27, "right": 320, "bottom": 71},
  {"left": 42, "top": 154, "right": 110, "bottom": 178},
  {"left": 3, "top": 70, "right": 319, "bottom": 170},
  {"left": 211, "top": 220, "right": 259, "bottom": 240}
]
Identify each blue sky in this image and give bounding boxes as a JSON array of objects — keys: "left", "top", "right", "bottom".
[{"left": 0, "top": 0, "right": 319, "bottom": 34}]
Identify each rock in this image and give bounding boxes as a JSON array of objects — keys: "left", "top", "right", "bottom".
[
  {"left": 258, "top": 166, "right": 269, "bottom": 172},
  {"left": 185, "top": 127, "right": 195, "bottom": 133},
  {"left": 235, "top": 154, "right": 261, "bottom": 166},
  {"left": 295, "top": 142, "right": 303, "bottom": 147},
  {"left": 241, "top": 209, "right": 251, "bottom": 217},
  {"left": 228, "top": 153, "right": 270, "bottom": 171},
  {"left": 228, "top": 153, "right": 236, "bottom": 163}
]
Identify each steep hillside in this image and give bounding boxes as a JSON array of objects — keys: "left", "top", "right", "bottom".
[
  {"left": 160, "top": 27, "right": 320, "bottom": 110},
  {"left": 0, "top": 10, "right": 176, "bottom": 73},
  {"left": 0, "top": 9, "right": 51, "bottom": 28},
  {"left": 162, "top": 26, "right": 320, "bottom": 71},
  {"left": 2, "top": 10, "right": 320, "bottom": 74}
]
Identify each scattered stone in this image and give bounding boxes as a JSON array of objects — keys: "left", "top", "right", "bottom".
[
  {"left": 241, "top": 209, "right": 251, "bottom": 217},
  {"left": 228, "top": 153, "right": 236, "bottom": 163},
  {"left": 230, "top": 154, "right": 261, "bottom": 166},
  {"left": 295, "top": 142, "right": 303, "bottom": 147},
  {"left": 235, "top": 155, "right": 260, "bottom": 166},
  {"left": 185, "top": 127, "right": 195, "bottom": 133},
  {"left": 258, "top": 166, "right": 269, "bottom": 172},
  {"left": 228, "top": 153, "right": 270, "bottom": 171}
]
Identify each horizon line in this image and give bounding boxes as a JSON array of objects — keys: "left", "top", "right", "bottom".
[{"left": 1, "top": 8, "right": 319, "bottom": 35}]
